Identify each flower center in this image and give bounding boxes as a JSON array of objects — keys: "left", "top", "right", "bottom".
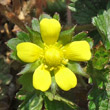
[{"left": 44, "top": 46, "right": 63, "bottom": 66}]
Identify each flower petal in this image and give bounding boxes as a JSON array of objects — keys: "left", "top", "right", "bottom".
[
  {"left": 33, "top": 65, "right": 51, "bottom": 91},
  {"left": 17, "top": 42, "right": 43, "bottom": 63},
  {"left": 62, "top": 41, "right": 91, "bottom": 61},
  {"left": 55, "top": 66, "right": 77, "bottom": 91},
  {"left": 40, "top": 18, "right": 61, "bottom": 45}
]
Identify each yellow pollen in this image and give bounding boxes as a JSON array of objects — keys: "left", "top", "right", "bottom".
[{"left": 44, "top": 46, "right": 63, "bottom": 66}]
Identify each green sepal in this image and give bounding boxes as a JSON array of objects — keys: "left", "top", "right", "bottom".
[
  {"left": 27, "top": 26, "right": 43, "bottom": 47},
  {"left": 67, "top": 61, "right": 89, "bottom": 78},
  {"left": 26, "top": 26, "right": 44, "bottom": 47},
  {"left": 17, "top": 31, "right": 30, "bottom": 42},
  {"left": 39, "top": 13, "right": 52, "bottom": 21},
  {"left": 18, "top": 92, "right": 43, "bottom": 110},
  {"left": 7, "top": 38, "right": 23, "bottom": 60},
  {"left": 72, "top": 32, "right": 93, "bottom": 48},
  {"left": 18, "top": 72, "right": 34, "bottom": 92},
  {"left": 18, "top": 60, "right": 41, "bottom": 75},
  {"left": 53, "top": 13, "right": 60, "bottom": 21},
  {"left": 32, "top": 18, "right": 40, "bottom": 32},
  {"left": 7, "top": 38, "right": 22, "bottom": 51},
  {"left": 58, "top": 26, "right": 76, "bottom": 45}
]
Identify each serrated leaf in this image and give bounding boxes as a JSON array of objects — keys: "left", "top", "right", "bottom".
[
  {"left": 18, "top": 72, "right": 34, "bottom": 92},
  {"left": 18, "top": 92, "right": 43, "bottom": 110},
  {"left": 7, "top": 38, "right": 22, "bottom": 51},
  {"left": 26, "top": 26, "right": 43, "bottom": 47},
  {"left": 17, "top": 32, "right": 30, "bottom": 42},
  {"left": 69, "top": 0, "right": 107, "bottom": 24},
  {"left": 67, "top": 61, "right": 89, "bottom": 78},
  {"left": 58, "top": 26, "right": 76, "bottom": 45},
  {"left": 19, "top": 60, "right": 41, "bottom": 75},
  {"left": 32, "top": 18, "right": 40, "bottom": 32},
  {"left": 92, "top": 9, "right": 110, "bottom": 50}
]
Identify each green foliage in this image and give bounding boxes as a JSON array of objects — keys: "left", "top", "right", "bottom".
[
  {"left": 18, "top": 92, "right": 43, "bottom": 110},
  {"left": 18, "top": 72, "right": 34, "bottom": 92},
  {"left": 87, "top": 52, "right": 110, "bottom": 110},
  {"left": 44, "top": 96, "right": 76, "bottom": 110},
  {"left": 92, "top": 46, "right": 109, "bottom": 70},
  {"left": 19, "top": 60, "right": 41, "bottom": 75},
  {"left": 58, "top": 26, "right": 76, "bottom": 45},
  {"left": 67, "top": 61, "right": 89, "bottom": 78},
  {"left": 92, "top": 9, "right": 110, "bottom": 50},
  {"left": 44, "top": 92, "right": 78, "bottom": 110},
  {"left": 69, "top": 0, "right": 107, "bottom": 24}
]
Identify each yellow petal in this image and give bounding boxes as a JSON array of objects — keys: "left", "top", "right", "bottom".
[
  {"left": 33, "top": 65, "right": 51, "bottom": 91},
  {"left": 17, "top": 42, "right": 43, "bottom": 63},
  {"left": 55, "top": 66, "right": 77, "bottom": 91},
  {"left": 62, "top": 41, "right": 91, "bottom": 61},
  {"left": 40, "top": 18, "right": 61, "bottom": 45}
]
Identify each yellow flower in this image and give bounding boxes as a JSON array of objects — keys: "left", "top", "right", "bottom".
[{"left": 16, "top": 18, "right": 91, "bottom": 92}]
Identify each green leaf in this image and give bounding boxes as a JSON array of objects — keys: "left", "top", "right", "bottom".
[
  {"left": 26, "top": 26, "right": 43, "bottom": 47},
  {"left": 18, "top": 72, "right": 34, "bottom": 92},
  {"left": 87, "top": 61, "right": 110, "bottom": 110},
  {"left": 32, "top": 18, "right": 40, "bottom": 32},
  {"left": 18, "top": 92, "right": 43, "bottom": 110},
  {"left": 92, "top": 9, "right": 110, "bottom": 50},
  {"left": 72, "top": 32, "right": 93, "bottom": 48},
  {"left": 17, "top": 32, "right": 30, "bottom": 42},
  {"left": 44, "top": 95, "right": 77, "bottom": 110},
  {"left": 87, "top": 61, "right": 108, "bottom": 88},
  {"left": 88, "top": 87, "right": 109, "bottom": 110},
  {"left": 19, "top": 60, "right": 41, "bottom": 75},
  {"left": 39, "top": 13, "right": 52, "bottom": 21},
  {"left": 53, "top": 13, "right": 60, "bottom": 21},
  {"left": 7, "top": 38, "right": 22, "bottom": 51},
  {"left": 92, "top": 46, "right": 109, "bottom": 70},
  {"left": 58, "top": 26, "right": 76, "bottom": 45},
  {"left": 67, "top": 61, "right": 89, "bottom": 78},
  {"left": 69, "top": 0, "right": 107, "bottom": 24}
]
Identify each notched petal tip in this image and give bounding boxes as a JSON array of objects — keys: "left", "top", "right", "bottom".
[
  {"left": 17, "top": 42, "right": 43, "bottom": 63},
  {"left": 33, "top": 65, "right": 51, "bottom": 91},
  {"left": 40, "top": 18, "right": 61, "bottom": 45},
  {"left": 55, "top": 66, "right": 77, "bottom": 91},
  {"left": 63, "top": 41, "right": 91, "bottom": 61}
]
